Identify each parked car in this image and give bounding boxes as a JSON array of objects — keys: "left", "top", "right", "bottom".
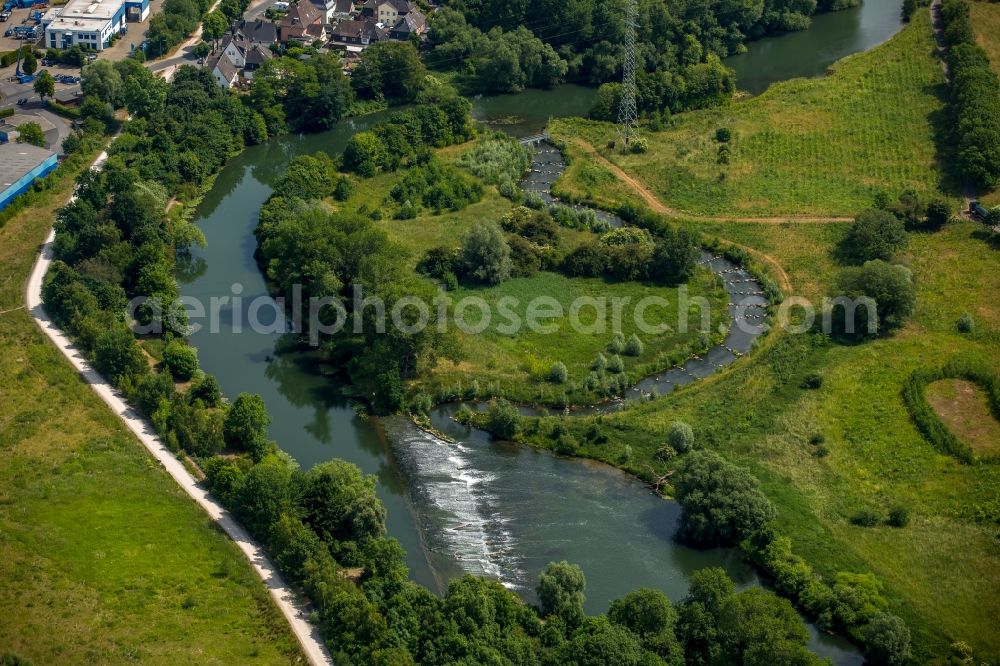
[
  {"left": 970, "top": 201, "right": 990, "bottom": 221},
  {"left": 15, "top": 97, "right": 26, "bottom": 105},
  {"left": 0, "top": 11, "right": 11, "bottom": 21}
]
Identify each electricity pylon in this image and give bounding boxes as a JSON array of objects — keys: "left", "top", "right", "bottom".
[{"left": 617, "top": 0, "right": 638, "bottom": 151}]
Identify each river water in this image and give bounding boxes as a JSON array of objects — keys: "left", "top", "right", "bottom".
[{"left": 176, "top": 9, "right": 907, "bottom": 662}]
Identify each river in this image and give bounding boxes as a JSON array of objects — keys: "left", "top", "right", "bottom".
[{"left": 176, "top": 8, "right": 906, "bottom": 662}]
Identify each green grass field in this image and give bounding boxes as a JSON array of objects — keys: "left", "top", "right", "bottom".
[
  {"left": 0, "top": 160, "right": 302, "bottom": 664},
  {"left": 415, "top": 269, "right": 729, "bottom": 403},
  {"left": 550, "top": 12, "right": 949, "bottom": 218}
]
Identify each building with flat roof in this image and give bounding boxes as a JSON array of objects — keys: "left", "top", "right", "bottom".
[
  {"left": 0, "top": 143, "right": 58, "bottom": 210},
  {"left": 43, "top": 0, "right": 148, "bottom": 51}
]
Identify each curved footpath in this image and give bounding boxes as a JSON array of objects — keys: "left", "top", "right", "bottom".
[{"left": 25, "top": 150, "right": 333, "bottom": 666}]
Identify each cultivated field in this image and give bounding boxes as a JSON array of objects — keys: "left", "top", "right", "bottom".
[
  {"left": 550, "top": 12, "right": 949, "bottom": 218},
  {"left": 0, "top": 158, "right": 302, "bottom": 664}
]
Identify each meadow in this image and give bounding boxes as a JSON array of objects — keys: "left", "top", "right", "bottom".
[
  {"left": 0, "top": 158, "right": 301, "bottom": 664},
  {"left": 416, "top": 269, "right": 729, "bottom": 404},
  {"left": 549, "top": 12, "right": 949, "bottom": 218}
]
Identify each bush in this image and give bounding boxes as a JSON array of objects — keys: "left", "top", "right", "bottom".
[
  {"left": 809, "top": 433, "right": 825, "bottom": 446},
  {"left": 863, "top": 613, "right": 912, "bottom": 666},
  {"left": 667, "top": 421, "right": 694, "bottom": 453},
  {"left": 956, "top": 311, "right": 974, "bottom": 334},
  {"left": 461, "top": 221, "right": 512, "bottom": 285},
  {"left": 549, "top": 361, "right": 568, "bottom": 384},
  {"left": 623, "top": 333, "right": 644, "bottom": 356},
  {"left": 850, "top": 509, "right": 881, "bottom": 527},
  {"left": 608, "top": 332, "right": 625, "bottom": 354},
  {"left": 800, "top": 372, "right": 823, "bottom": 389},
  {"left": 924, "top": 199, "right": 951, "bottom": 229},
  {"left": 487, "top": 398, "right": 520, "bottom": 439},
  {"left": 887, "top": 506, "right": 910, "bottom": 528},
  {"left": 163, "top": 340, "right": 198, "bottom": 381},
  {"left": 607, "top": 354, "right": 624, "bottom": 373},
  {"left": 715, "top": 127, "right": 732, "bottom": 142}
]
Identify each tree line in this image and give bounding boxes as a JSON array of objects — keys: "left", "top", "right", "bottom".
[{"left": 939, "top": 0, "right": 1000, "bottom": 191}]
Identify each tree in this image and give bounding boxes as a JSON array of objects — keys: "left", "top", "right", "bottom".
[
  {"left": 608, "top": 588, "right": 683, "bottom": 661},
  {"left": 352, "top": 41, "right": 427, "bottom": 103},
  {"left": 623, "top": 333, "right": 644, "bottom": 356},
  {"left": 163, "top": 340, "right": 198, "bottom": 381},
  {"left": 33, "top": 70, "right": 55, "bottom": 102},
  {"left": 924, "top": 199, "right": 951, "bottom": 229},
  {"left": 461, "top": 221, "right": 512, "bottom": 284},
  {"left": 81, "top": 60, "right": 122, "bottom": 105},
  {"left": 667, "top": 420, "right": 694, "bottom": 453},
  {"left": 224, "top": 392, "right": 271, "bottom": 459},
  {"left": 299, "top": 460, "right": 387, "bottom": 544},
  {"left": 16, "top": 122, "right": 46, "bottom": 148},
  {"left": 236, "top": 457, "right": 293, "bottom": 537},
  {"left": 673, "top": 450, "right": 776, "bottom": 545},
  {"left": 202, "top": 9, "right": 229, "bottom": 45},
  {"left": 193, "top": 41, "right": 212, "bottom": 59},
  {"left": 863, "top": 613, "right": 912, "bottom": 666},
  {"left": 648, "top": 227, "right": 698, "bottom": 285},
  {"left": 831, "top": 261, "right": 916, "bottom": 336},
  {"left": 120, "top": 73, "right": 167, "bottom": 119},
  {"left": 549, "top": 361, "right": 568, "bottom": 384},
  {"left": 555, "top": 617, "right": 646, "bottom": 666},
  {"left": 843, "top": 208, "right": 908, "bottom": 262},
  {"left": 342, "top": 131, "right": 387, "bottom": 177},
  {"left": 94, "top": 327, "right": 148, "bottom": 384},
  {"left": 716, "top": 588, "right": 818, "bottom": 665},
  {"left": 21, "top": 48, "right": 37, "bottom": 75},
  {"left": 537, "top": 561, "right": 586, "bottom": 627}
]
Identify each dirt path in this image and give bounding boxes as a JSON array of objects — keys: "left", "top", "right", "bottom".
[
  {"left": 565, "top": 138, "right": 796, "bottom": 293},
  {"left": 566, "top": 138, "right": 853, "bottom": 225}
]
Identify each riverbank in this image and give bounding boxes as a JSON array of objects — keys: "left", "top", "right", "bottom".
[{"left": 0, "top": 150, "right": 308, "bottom": 664}]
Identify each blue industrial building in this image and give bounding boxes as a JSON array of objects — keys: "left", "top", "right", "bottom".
[{"left": 0, "top": 143, "right": 58, "bottom": 210}]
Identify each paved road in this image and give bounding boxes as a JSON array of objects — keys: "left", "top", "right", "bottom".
[{"left": 25, "top": 146, "right": 334, "bottom": 666}]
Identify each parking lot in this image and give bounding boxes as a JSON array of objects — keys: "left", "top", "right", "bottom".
[{"left": 0, "top": 6, "right": 45, "bottom": 55}]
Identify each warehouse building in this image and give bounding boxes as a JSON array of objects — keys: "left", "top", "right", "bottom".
[
  {"left": 43, "top": 0, "right": 149, "bottom": 51},
  {"left": 0, "top": 143, "right": 58, "bottom": 210}
]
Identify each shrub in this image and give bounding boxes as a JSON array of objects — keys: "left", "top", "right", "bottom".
[
  {"left": 850, "top": 509, "right": 881, "bottom": 527},
  {"left": 333, "top": 175, "right": 354, "bottom": 201},
  {"left": 715, "top": 127, "right": 732, "bottom": 142},
  {"left": 863, "top": 613, "right": 912, "bottom": 666},
  {"left": 556, "top": 434, "right": 579, "bottom": 454},
  {"left": 487, "top": 398, "right": 520, "bottom": 439},
  {"left": 608, "top": 332, "right": 625, "bottom": 354},
  {"left": 623, "top": 334, "right": 644, "bottom": 357},
  {"left": 800, "top": 372, "right": 823, "bottom": 389},
  {"left": 887, "top": 506, "right": 910, "bottom": 528},
  {"left": 607, "top": 354, "right": 624, "bottom": 373},
  {"left": 808, "top": 433, "right": 825, "bottom": 446},
  {"left": 924, "top": 200, "right": 951, "bottom": 229},
  {"left": 163, "top": 340, "right": 198, "bottom": 381},
  {"left": 667, "top": 421, "right": 694, "bottom": 453},
  {"left": 592, "top": 353, "right": 607, "bottom": 372},
  {"left": 461, "top": 221, "right": 512, "bottom": 285},
  {"left": 956, "top": 312, "right": 974, "bottom": 333},
  {"left": 549, "top": 361, "right": 568, "bottom": 384}
]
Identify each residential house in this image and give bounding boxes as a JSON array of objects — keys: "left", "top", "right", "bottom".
[
  {"left": 234, "top": 18, "right": 278, "bottom": 44},
  {"left": 243, "top": 43, "right": 274, "bottom": 79},
  {"left": 329, "top": 17, "right": 387, "bottom": 53},
  {"left": 312, "top": 0, "right": 352, "bottom": 22},
  {"left": 279, "top": 0, "right": 326, "bottom": 42},
  {"left": 208, "top": 52, "right": 240, "bottom": 88},
  {"left": 388, "top": 9, "right": 424, "bottom": 40},
  {"left": 360, "top": 0, "right": 415, "bottom": 25}
]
